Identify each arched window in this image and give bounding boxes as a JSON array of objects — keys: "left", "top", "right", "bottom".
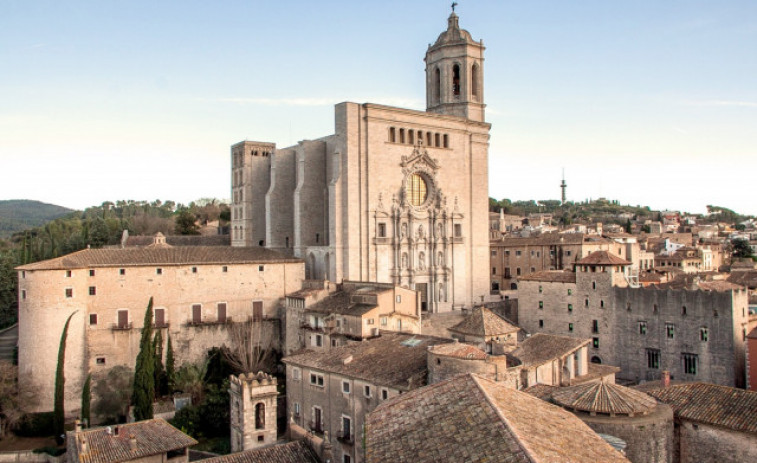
[
  {"left": 591, "top": 356, "right": 602, "bottom": 364},
  {"left": 255, "top": 403, "right": 265, "bottom": 429},
  {"left": 434, "top": 67, "right": 441, "bottom": 102},
  {"left": 452, "top": 64, "right": 461, "bottom": 96},
  {"left": 389, "top": 127, "right": 396, "bottom": 143},
  {"left": 471, "top": 63, "right": 479, "bottom": 98},
  {"left": 510, "top": 283, "right": 518, "bottom": 290}
]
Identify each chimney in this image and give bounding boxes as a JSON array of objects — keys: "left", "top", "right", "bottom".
[
  {"left": 129, "top": 435, "right": 137, "bottom": 452},
  {"left": 74, "top": 419, "right": 83, "bottom": 432},
  {"left": 661, "top": 370, "right": 670, "bottom": 388},
  {"left": 80, "top": 438, "right": 88, "bottom": 454}
]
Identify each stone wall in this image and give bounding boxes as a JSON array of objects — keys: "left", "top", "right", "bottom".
[{"left": 678, "top": 421, "right": 757, "bottom": 463}]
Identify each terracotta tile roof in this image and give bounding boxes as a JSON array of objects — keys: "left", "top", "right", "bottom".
[
  {"left": 551, "top": 381, "right": 659, "bottom": 417},
  {"left": 524, "top": 383, "right": 558, "bottom": 401},
  {"left": 727, "top": 270, "right": 757, "bottom": 288},
  {"left": 519, "top": 270, "right": 576, "bottom": 283},
  {"left": 640, "top": 382, "right": 757, "bottom": 434},
  {"left": 511, "top": 334, "right": 590, "bottom": 367},
  {"left": 365, "top": 373, "right": 630, "bottom": 463},
  {"left": 656, "top": 277, "right": 744, "bottom": 292},
  {"left": 576, "top": 251, "right": 630, "bottom": 266},
  {"left": 447, "top": 307, "right": 520, "bottom": 337},
  {"left": 304, "top": 290, "right": 378, "bottom": 316},
  {"left": 124, "top": 234, "right": 230, "bottom": 247},
  {"left": 282, "top": 332, "right": 451, "bottom": 390},
  {"left": 570, "top": 363, "right": 621, "bottom": 385},
  {"left": 428, "top": 341, "right": 488, "bottom": 360},
  {"left": 495, "top": 232, "right": 587, "bottom": 246},
  {"left": 72, "top": 418, "right": 197, "bottom": 463},
  {"left": 17, "top": 246, "right": 301, "bottom": 270},
  {"left": 200, "top": 440, "right": 319, "bottom": 463}
]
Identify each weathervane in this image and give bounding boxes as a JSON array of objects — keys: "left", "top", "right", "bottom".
[{"left": 451, "top": 2, "right": 458, "bottom": 13}]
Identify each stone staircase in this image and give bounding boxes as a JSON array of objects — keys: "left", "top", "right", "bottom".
[{"left": 0, "top": 324, "right": 18, "bottom": 362}]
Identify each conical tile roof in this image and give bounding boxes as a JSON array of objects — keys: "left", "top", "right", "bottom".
[{"left": 552, "top": 381, "right": 658, "bottom": 417}]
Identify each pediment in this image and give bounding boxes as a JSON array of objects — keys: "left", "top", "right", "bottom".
[{"left": 400, "top": 143, "right": 439, "bottom": 172}]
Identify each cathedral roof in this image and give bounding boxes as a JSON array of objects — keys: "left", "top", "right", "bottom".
[
  {"left": 431, "top": 12, "right": 478, "bottom": 48},
  {"left": 365, "top": 374, "right": 630, "bottom": 463},
  {"left": 551, "top": 381, "right": 658, "bottom": 417},
  {"left": 447, "top": 306, "right": 520, "bottom": 337}
]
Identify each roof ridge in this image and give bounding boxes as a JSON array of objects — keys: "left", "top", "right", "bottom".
[{"left": 470, "top": 374, "right": 538, "bottom": 463}]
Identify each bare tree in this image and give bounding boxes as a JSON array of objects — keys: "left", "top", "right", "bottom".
[
  {"left": 0, "top": 361, "right": 23, "bottom": 438},
  {"left": 222, "top": 319, "right": 277, "bottom": 375}
]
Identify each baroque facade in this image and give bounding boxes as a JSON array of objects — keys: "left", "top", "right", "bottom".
[{"left": 230, "top": 12, "right": 491, "bottom": 313}]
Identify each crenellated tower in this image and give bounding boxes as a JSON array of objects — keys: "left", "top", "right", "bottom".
[{"left": 229, "top": 371, "right": 278, "bottom": 452}]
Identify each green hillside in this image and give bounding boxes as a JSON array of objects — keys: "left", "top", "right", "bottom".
[{"left": 0, "top": 200, "right": 74, "bottom": 238}]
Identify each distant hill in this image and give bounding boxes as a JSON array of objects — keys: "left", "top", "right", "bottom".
[{"left": 0, "top": 200, "right": 74, "bottom": 239}]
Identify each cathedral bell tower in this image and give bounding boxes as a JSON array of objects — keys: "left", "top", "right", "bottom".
[{"left": 425, "top": 9, "right": 485, "bottom": 122}]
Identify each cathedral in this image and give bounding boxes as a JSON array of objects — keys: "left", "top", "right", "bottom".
[{"left": 230, "top": 11, "right": 490, "bottom": 312}]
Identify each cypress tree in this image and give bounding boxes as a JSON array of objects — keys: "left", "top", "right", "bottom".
[
  {"left": 54, "top": 311, "right": 76, "bottom": 443},
  {"left": 153, "top": 330, "right": 166, "bottom": 397},
  {"left": 131, "top": 298, "right": 155, "bottom": 421},
  {"left": 81, "top": 373, "right": 91, "bottom": 427},
  {"left": 165, "top": 334, "right": 175, "bottom": 395}
]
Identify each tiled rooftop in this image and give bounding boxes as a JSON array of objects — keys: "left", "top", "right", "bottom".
[
  {"left": 511, "top": 334, "right": 589, "bottom": 367},
  {"left": 639, "top": 382, "right": 757, "bottom": 434},
  {"left": 576, "top": 251, "right": 630, "bottom": 266},
  {"left": 551, "top": 381, "right": 659, "bottom": 417},
  {"left": 365, "top": 373, "right": 630, "bottom": 463},
  {"left": 447, "top": 307, "right": 519, "bottom": 337},
  {"left": 71, "top": 418, "right": 197, "bottom": 463},
  {"left": 17, "top": 246, "right": 300, "bottom": 270},
  {"left": 428, "top": 341, "right": 488, "bottom": 360},
  {"left": 200, "top": 440, "right": 319, "bottom": 463},
  {"left": 283, "top": 332, "right": 451, "bottom": 390},
  {"left": 304, "top": 290, "right": 378, "bottom": 316},
  {"left": 519, "top": 270, "right": 576, "bottom": 283}
]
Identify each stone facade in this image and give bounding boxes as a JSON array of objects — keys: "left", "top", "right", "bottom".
[
  {"left": 17, "top": 245, "right": 304, "bottom": 415},
  {"left": 518, "top": 254, "right": 750, "bottom": 387},
  {"left": 229, "top": 372, "right": 278, "bottom": 453},
  {"left": 677, "top": 421, "right": 757, "bottom": 463},
  {"left": 231, "top": 12, "right": 491, "bottom": 313}
]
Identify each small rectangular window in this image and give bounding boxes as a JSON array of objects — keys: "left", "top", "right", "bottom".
[
  {"left": 567, "top": 288, "right": 572, "bottom": 295},
  {"left": 65, "top": 288, "right": 73, "bottom": 298},
  {"left": 454, "top": 224, "right": 462, "bottom": 238},
  {"left": 396, "top": 295, "right": 401, "bottom": 303},
  {"left": 380, "top": 317, "right": 387, "bottom": 326},
  {"left": 89, "top": 269, "right": 95, "bottom": 277},
  {"left": 342, "top": 381, "right": 351, "bottom": 394},
  {"left": 538, "top": 285, "right": 543, "bottom": 294},
  {"left": 259, "top": 265, "right": 265, "bottom": 272},
  {"left": 310, "top": 373, "right": 324, "bottom": 387},
  {"left": 593, "top": 337, "right": 600, "bottom": 348},
  {"left": 568, "top": 323, "right": 573, "bottom": 332},
  {"left": 666, "top": 323, "right": 675, "bottom": 339},
  {"left": 222, "top": 266, "right": 228, "bottom": 272},
  {"left": 292, "top": 367, "right": 301, "bottom": 381},
  {"left": 96, "top": 357, "right": 106, "bottom": 365},
  {"left": 539, "top": 319, "right": 544, "bottom": 328},
  {"left": 647, "top": 349, "right": 660, "bottom": 369},
  {"left": 567, "top": 303, "right": 573, "bottom": 312},
  {"left": 538, "top": 301, "right": 543, "bottom": 309},
  {"left": 491, "top": 250, "right": 497, "bottom": 257},
  {"left": 492, "top": 267, "right": 497, "bottom": 275},
  {"left": 378, "top": 223, "right": 386, "bottom": 238},
  {"left": 364, "top": 385, "right": 371, "bottom": 397},
  {"left": 700, "top": 327, "right": 708, "bottom": 342},
  {"left": 639, "top": 321, "right": 647, "bottom": 335},
  {"left": 119, "top": 268, "right": 126, "bottom": 276},
  {"left": 592, "top": 320, "right": 598, "bottom": 334},
  {"left": 88, "top": 286, "right": 96, "bottom": 296},
  {"left": 156, "top": 268, "right": 163, "bottom": 275},
  {"left": 89, "top": 314, "right": 98, "bottom": 325},
  {"left": 381, "top": 388, "right": 389, "bottom": 400},
  {"left": 682, "top": 353, "right": 698, "bottom": 375},
  {"left": 65, "top": 270, "right": 72, "bottom": 278},
  {"left": 191, "top": 267, "right": 198, "bottom": 273},
  {"left": 21, "top": 289, "right": 26, "bottom": 300}
]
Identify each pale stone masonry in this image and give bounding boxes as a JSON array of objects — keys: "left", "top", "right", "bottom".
[
  {"left": 17, "top": 239, "right": 304, "bottom": 415},
  {"left": 231, "top": 11, "right": 491, "bottom": 313},
  {"left": 229, "top": 372, "right": 278, "bottom": 453},
  {"left": 518, "top": 251, "right": 750, "bottom": 387}
]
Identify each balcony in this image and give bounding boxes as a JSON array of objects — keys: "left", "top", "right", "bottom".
[
  {"left": 111, "top": 322, "right": 133, "bottom": 331},
  {"left": 186, "top": 316, "right": 233, "bottom": 327},
  {"left": 153, "top": 322, "right": 170, "bottom": 329},
  {"left": 337, "top": 430, "right": 355, "bottom": 444}
]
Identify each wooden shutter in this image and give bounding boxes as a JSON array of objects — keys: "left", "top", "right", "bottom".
[
  {"left": 118, "top": 310, "right": 128, "bottom": 329},
  {"left": 217, "top": 303, "right": 227, "bottom": 323},
  {"left": 192, "top": 304, "right": 202, "bottom": 324},
  {"left": 154, "top": 308, "right": 165, "bottom": 327}
]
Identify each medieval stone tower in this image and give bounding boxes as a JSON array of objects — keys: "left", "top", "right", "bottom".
[
  {"left": 229, "top": 372, "right": 278, "bottom": 452},
  {"left": 425, "top": 10, "right": 485, "bottom": 122}
]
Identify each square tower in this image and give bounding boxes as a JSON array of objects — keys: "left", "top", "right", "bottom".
[{"left": 229, "top": 372, "right": 278, "bottom": 452}]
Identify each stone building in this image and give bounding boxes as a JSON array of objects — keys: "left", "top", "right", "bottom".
[
  {"left": 365, "top": 373, "right": 631, "bottom": 463},
  {"left": 17, "top": 238, "right": 304, "bottom": 415},
  {"left": 518, "top": 251, "right": 750, "bottom": 387},
  {"left": 282, "top": 332, "right": 451, "bottom": 463},
  {"left": 229, "top": 372, "right": 278, "bottom": 453},
  {"left": 638, "top": 382, "right": 757, "bottom": 463},
  {"left": 66, "top": 418, "right": 197, "bottom": 463},
  {"left": 230, "top": 11, "right": 491, "bottom": 313},
  {"left": 285, "top": 281, "right": 421, "bottom": 355}
]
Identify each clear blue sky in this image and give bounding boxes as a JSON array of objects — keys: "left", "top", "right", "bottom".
[{"left": 1, "top": 1, "right": 755, "bottom": 215}]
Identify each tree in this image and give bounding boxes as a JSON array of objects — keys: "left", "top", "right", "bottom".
[
  {"left": 80, "top": 374, "right": 91, "bottom": 427},
  {"left": 0, "top": 361, "right": 22, "bottom": 439},
  {"left": 174, "top": 361, "right": 209, "bottom": 405},
  {"left": 153, "top": 330, "right": 167, "bottom": 397},
  {"left": 54, "top": 312, "right": 76, "bottom": 443},
  {"left": 624, "top": 219, "right": 632, "bottom": 233},
  {"left": 93, "top": 366, "right": 133, "bottom": 423},
  {"left": 732, "top": 238, "right": 754, "bottom": 258},
  {"left": 221, "top": 319, "right": 277, "bottom": 375},
  {"left": 131, "top": 298, "right": 155, "bottom": 421},
  {"left": 165, "top": 335, "right": 175, "bottom": 395},
  {"left": 174, "top": 209, "right": 200, "bottom": 235}
]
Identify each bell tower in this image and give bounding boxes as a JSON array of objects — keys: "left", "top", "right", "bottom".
[{"left": 425, "top": 8, "right": 485, "bottom": 122}]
